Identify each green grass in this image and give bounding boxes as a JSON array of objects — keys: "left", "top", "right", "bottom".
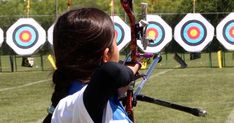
[
  {"left": 134, "top": 67, "right": 234, "bottom": 123},
  {"left": 0, "top": 53, "right": 234, "bottom": 123},
  {"left": 0, "top": 71, "right": 53, "bottom": 123}
]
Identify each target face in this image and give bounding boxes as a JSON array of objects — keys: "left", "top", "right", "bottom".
[
  {"left": 0, "top": 28, "right": 3, "bottom": 47},
  {"left": 6, "top": 18, "right": 46, "bottom": 56},
  {"left": 13, "top": 24, "right": 38, "bottom": 49},
  {"left": 111, "top": 16, "right": 130, "bottom": 51},
  {"left": 217, "top": 13, "right": 234, "bottom": 51},
  {"left": 146, "top": 21, "right": 165, "bottom": 47},
  {"left": 174, "top": 13, "right": 214, "bottom": 52},
  {"left": 47, "top": 24, "right": 54, "bottom": 45},
  {"left": 137, "top": 15, "right": 172, "bottom": 53},
  {"left": 181, "top": 20, "right": 207, "bottom": 46}
]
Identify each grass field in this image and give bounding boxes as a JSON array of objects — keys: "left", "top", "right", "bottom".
[{"left": 0, "top": 53, "right": 234, "bottom": 123}]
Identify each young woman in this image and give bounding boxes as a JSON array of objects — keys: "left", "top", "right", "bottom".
[{"left": 43, "top": 7, "right": 140, "bottom": 123}]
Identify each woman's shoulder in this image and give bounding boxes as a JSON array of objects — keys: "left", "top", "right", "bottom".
[
  {"left": 55, "top": 85, "right": 87, "bottom": 110},
  {"left": 51, "top": 85, "right": 93, "bottom": 123}
]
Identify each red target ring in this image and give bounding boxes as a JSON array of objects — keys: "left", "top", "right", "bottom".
[
  {"left": 229, "top": 27, "right": 234, "bottom": 38},
  {"left": 146, "top": 28, "right": 158, "bottom": 40},
  {"left": 19, "top": 30, "right": 32, "bottom": 42},
  {"left": 188, "top": 27, "right": 200, "bottom": 39},
  {"left": 145, "top": 21, "right": 165, "bottom": 47}
]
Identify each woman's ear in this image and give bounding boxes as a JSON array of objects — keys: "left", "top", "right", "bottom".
[{"left": 103, "top": 48, "right": 110, "bottom": 63}]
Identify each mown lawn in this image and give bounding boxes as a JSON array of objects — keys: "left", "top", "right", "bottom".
[{"left": 0, "top": 53, "right": 234, "bottom": 123}]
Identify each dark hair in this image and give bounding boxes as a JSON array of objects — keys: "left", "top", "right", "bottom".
[{"left": 43, "top": 7, "right": 115, "bottom": 123}]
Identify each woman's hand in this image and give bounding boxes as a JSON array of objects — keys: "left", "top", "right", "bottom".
[{"left": 127, "top": 62, "right": 141, "bottom": 75}]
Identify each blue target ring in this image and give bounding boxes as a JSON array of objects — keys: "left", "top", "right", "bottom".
[
  {"left": 223, "top": 20, "right": 234, "bottom": 45},
  {"left": 146, "top": 21, "right": 165, "bottom": 47},
  {"left": 13, "top": 24, "right": 38, "bottom": 49},
  {"left": 114, "top": 23, "right": 124, "bottom": 45},
  {"left": 181, "top": 20, "right": 207, "bottom": 46}
]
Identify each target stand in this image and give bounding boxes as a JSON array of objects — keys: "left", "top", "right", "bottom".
[
  {"left": 174, "top": 13, "right": 214, "bottom": 52},
  {"left": 216, "top": 12, "right": 234, "bottom": 51},
  {"left": 6, "top": 18, "right": 46, "bottom": 56}
]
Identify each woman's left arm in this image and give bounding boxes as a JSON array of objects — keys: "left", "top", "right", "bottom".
[{"left": 83, "top": 62, "right": 137, "bottom": 122}]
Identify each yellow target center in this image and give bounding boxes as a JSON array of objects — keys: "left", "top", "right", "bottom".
[
  {"left": 148, "top": 31, "right": 156, "bottom": 39},
  {"left": 22, "top": 33, "right": 30, "bottom": 41},
  {"left": 190, "top": 29, "right": 198, "bottom": 37}
]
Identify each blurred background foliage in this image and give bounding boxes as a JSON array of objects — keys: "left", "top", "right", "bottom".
[{"left": 0, "top": 0, "right": 234, "bottom": 54}]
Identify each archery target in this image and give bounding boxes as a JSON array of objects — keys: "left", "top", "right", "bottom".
[
  {"left": 217, "top": 13, "right": 234, "bottom": 51},
  {"left": 137, "top": 15, "right": 172, "bottom": 53},
  {"left": 47, "top": 24, "right": 54, "bottom": 45},
  {"left": 146, "top": 21, "right": 165, "bottom": 47},
  {"left": 0, "top": 28, "right": 3, "bottom": 47},
  {"left": 111, "top": 16, "right": 131, "bottom": 51},
  {"left": 13, "top": 24, "right": 38, "bottom": 49},
  {"left": 174, "top": 13, "right": 214, "bottom": 52},
  {"left": 181, "top": 20, "right": 206, "bottom": 46},
  {"left": 6, "top": 18, "right": 46, "bottom": 56}
]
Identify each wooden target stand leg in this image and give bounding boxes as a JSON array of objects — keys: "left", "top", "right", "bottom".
[
  {"left": 9, "top": 55, "right": 14, "bottom": 72},
  {"left": 222, "top": 51, "right": 226, "bottom": 67},
  {"left": 174, "top": 53, "right": 187, "bottom": 68},
  {"left": 232, "top": 53, "right": 234, "bottom": 60},
  {"left": 208, "top": 51, "right": 212, "bottom": 68},
  {"left": 0, "top": 53, "right": 2, "bottom": 72}
]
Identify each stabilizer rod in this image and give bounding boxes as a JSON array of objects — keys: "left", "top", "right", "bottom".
[{"left": 136, "top": 94, "right": 207, "bottom": 117}]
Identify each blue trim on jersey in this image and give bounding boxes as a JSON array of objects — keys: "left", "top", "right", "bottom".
[
  {"left": 68, "top": 81, "right": 86, "bottom": 95},
  {"left": 109, "top": 97, "right": 132, "bottom": 123}
]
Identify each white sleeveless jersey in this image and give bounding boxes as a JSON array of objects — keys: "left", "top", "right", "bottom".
[
  {"left": 51, "top": 85, "right": 132, "bottom": 123},
  {"left": 51, "top": 85, "right": 93, "bottom": 123}
]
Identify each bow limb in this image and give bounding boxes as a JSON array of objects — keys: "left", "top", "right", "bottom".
[
  {"left": 121, "top": 0, "right": 137, "bottom": 62},
  {"left": 120, "top": 0, "right": 137, "bottom": 122}
]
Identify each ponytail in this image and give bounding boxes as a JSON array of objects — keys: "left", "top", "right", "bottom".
[{"left": 43, "top": 69, "right": 71, "bottom": 123}]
